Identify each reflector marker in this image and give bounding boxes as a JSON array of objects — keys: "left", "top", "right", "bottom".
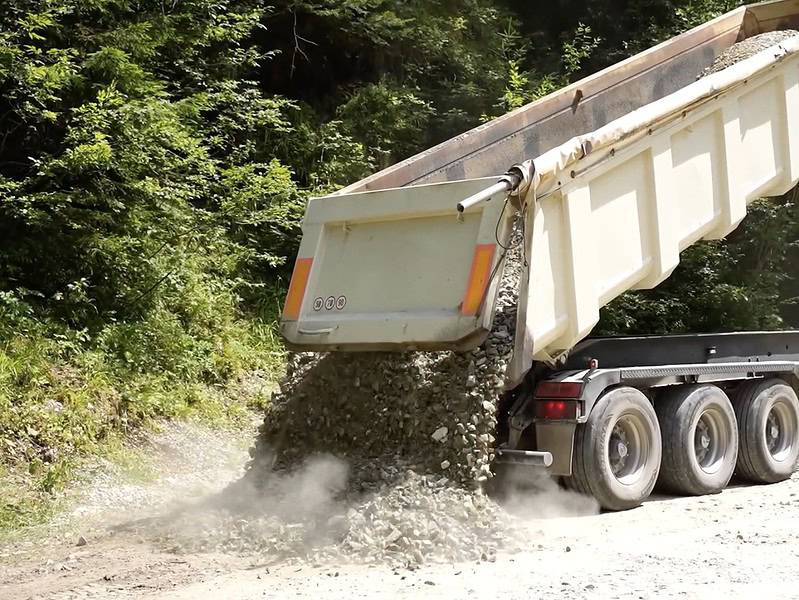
[
  {"left": 535, "top": 381, "right": 584, "bottom": 399},
  {"left": 461, "top": 244, "right": 496, "bottom": 316},
  {"left": 282, "top": 258, "right": 313, "bottom": 321}
]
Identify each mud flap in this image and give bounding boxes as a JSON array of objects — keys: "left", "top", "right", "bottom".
[{"left": 535, "top": 423, "right": 576, "bottom": 476}]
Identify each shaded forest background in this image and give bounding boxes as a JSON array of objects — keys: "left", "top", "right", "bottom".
[{"left": 0, "top": 0, "right": 796, "bottom": 521}]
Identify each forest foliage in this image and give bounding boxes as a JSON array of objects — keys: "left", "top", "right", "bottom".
[{"left": 0, "top": 0, "right": 796, "bottom": 522}]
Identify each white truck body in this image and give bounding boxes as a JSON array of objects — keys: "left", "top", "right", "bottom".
[{"left": 281, "top": 0, "right": 799, "bottom": 385}]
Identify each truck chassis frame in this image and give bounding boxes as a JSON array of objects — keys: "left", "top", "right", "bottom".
[{"left": 500, "top": 331, "right": 799, "bottom": 481}]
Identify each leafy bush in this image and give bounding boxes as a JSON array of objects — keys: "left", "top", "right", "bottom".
[{"left": 598, "top": 197, "right": 799, "bottom": 335}]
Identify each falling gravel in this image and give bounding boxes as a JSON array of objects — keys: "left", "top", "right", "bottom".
[
  {"left": 248, "top": 242, "right": 522, "bottom": 487},
  {"left": 145, "top": 231, "right": 529, "bottom": 567},
  {"left": 210, "top": 229, "right": 528, "bottom": 565}
]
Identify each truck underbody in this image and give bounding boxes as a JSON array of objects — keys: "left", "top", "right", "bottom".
[{"left": 497, "top": 331, "right": 799, "bottom": 509}]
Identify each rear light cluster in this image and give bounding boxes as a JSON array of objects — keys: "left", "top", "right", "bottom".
[{"left": 534, "top": 381, "right": 583, "bottom": 420}]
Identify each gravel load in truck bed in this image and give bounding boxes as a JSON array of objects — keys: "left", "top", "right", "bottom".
[{"left": 700, "top": 30, "right": 799, "bottom": 77}]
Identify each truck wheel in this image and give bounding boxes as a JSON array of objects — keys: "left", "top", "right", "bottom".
[
  {"left": 733, "top": 378, "right": 799, "bottom": 483},
  {"left": 656, "top": 384, "right": 737, "bottom": 495},
  {"left": 570, "top": 387, "right": 661, "bottom": 511}
]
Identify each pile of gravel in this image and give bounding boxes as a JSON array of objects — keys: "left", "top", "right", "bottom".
[
  {"left": 334, "top": 470, "right": 513, "bottom": 563},
  {"left": 154, "top": 462, "right": 518, "bottom": 566},
  {"left": 221, "top": 233, "right": 526, "bottom": 565},
  {"left": 700, "top": 30, "right": 799, "bottom": 77}
]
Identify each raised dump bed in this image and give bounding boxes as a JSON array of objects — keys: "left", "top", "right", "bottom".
[{"left": 281, "top": 0, "right": 799, "bottom": 384}]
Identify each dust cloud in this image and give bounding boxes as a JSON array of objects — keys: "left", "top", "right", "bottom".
[
  {"left": 62, "top": 421, "right": 597, "bottom": 568},
  {"left": 491, "top": 465, "right": 599, "bottom": 520},
  {"left": 141, "top": 450, "right": 597, "bottom": 566}
]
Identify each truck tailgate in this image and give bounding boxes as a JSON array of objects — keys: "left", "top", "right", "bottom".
[{"left": 280, "top": 178, "right": 514, "bottom": 351}]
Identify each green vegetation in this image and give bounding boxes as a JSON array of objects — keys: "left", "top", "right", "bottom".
[
  {"left": 0, "top": 0, "right": 796, "bottom": 529},
  {"left": 597, "top": 195, "right": 799, "bottom": 335}
]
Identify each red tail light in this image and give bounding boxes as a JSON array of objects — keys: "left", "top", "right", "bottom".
[
  {"left": 534, "top": 381, "right": 582, "bottom": 420},
  {"left": 535, "top": 381, "right": 583, "bottom": 399},
  {"left": 536, "top": 400, "right": 579, "bottom": 420}
]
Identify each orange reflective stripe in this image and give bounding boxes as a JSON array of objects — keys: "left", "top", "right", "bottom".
[
  {"left": 461, "top": 244, "right": 496, "bottom": 316},
  {"left": 282, "top": 257, "right": 313, "bottom": 321}
]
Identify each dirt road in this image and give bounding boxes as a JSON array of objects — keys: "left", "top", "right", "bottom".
[
  {"left": 3, "top": 421, "right": 799, "bottom": 599},
  {"left": 4, "top": 477, "right": 799, "bottom": 599}
]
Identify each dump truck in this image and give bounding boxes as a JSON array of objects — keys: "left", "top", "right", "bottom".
[{"left": 279, "top": 0, "right": 799, "bottom": 510}]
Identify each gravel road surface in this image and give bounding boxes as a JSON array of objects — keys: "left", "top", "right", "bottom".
[{"left": 3, "top": 472, "right": 799, "bottom": 599}]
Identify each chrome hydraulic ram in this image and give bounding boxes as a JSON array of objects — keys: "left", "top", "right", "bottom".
[{"left": 456, "top": 167, "right": 526, "bottom": 213}]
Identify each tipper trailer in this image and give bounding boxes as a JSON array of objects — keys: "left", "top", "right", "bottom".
[{"left": 280, "top": 0, "right": 799, "bottom": 510}]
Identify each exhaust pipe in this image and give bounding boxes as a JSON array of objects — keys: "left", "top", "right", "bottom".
[{"left": 495, "top": 448, "right": 554, "bottom": 467}]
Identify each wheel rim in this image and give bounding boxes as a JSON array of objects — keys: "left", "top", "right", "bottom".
[
  {"left": 693, "top": 408, "right": 730, "bottom": 474},
  {"left": 608, "top": 413, "right": 651, "bottom": 485},
  {"left": 765, "top": 400, "right": 797, "bottom": 462}
]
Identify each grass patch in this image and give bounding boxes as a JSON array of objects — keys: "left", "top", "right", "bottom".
[
  {"left": 0, "top": 464, "right": 64, "bottom": 535},
  {"left": 0, "top": 314, "right": 285, "bottom": 537}
]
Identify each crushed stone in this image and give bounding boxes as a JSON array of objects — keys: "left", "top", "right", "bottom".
[
  {"left": 246, "top": 240, "right": 522, "bottom": 489},
  {"left": 700, "top": 30, "right": 799, "bottom": 77},
  {"left": 153, "top": 460, "right": 521, "bottom": 566},
  {"left": 210, "top": 231, "right": 527, "bottom": 565}
]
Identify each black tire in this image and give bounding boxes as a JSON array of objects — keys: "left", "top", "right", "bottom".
[
  {"left": 733, "top": 378, "right": 799, "bottom": 483},
  {"left": 569, "top": 387, "right": 661, "bottom": 511},
  {"left": 656, "top": 384, "right": 738, "bottom": 495}
]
